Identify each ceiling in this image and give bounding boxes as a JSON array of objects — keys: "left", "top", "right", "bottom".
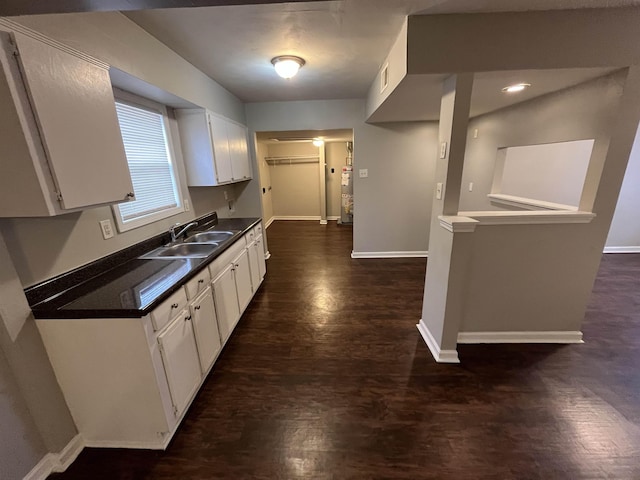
[{"left": 122, "top": 0, "right": 640, "bottom": 121}]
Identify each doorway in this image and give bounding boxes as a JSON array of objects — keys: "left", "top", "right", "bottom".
[{"left": 254, "top": 129, "right": 354, "bottom": 227}]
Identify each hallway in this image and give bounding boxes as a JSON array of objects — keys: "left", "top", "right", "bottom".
[{"left": 52, "top": 221, "right": 640, "bottom": 479}]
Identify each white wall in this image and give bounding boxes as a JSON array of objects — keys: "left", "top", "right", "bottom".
[
  {"left": 245, "top": 99, "right": 439, "bottom": 254},
  {"left": 255, "top": 141, "right": 274, "bottom": 224},
  {"left": 267, "top": 142, "right": 321, "bottom": 218},
  {"left": 606, "top": 124, "right": 640, "bottom": 251}
]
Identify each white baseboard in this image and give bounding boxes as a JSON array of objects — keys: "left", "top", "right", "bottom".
[
  {"left": 327, "top": 216, "right": 340, "bottom": 221},
  {"left": 457, "top": 331, "right": 584, "bottom": 344},
  {"left": 351, "top": 251, "right": 428, "bottom": 259},
  {"left": 265, "top": 251, "right": 271, "bottom": 260},
  {"left": 24, "top": 434, "right": 85, "bottom": 480},
  {"left": 83, "top": 438, "right": 167, "bottom": 450},
  {"left": 416, "top": 320, "right": 460, "bottom": 363},
  {"left": 264, "top": 216, "right": 275, "bottom": 229},
  {"left": 320, "top": 220, "right": 328, "bottom": 225},
  {"left": 271, "top": 216, "right": 321, "bottom": 221},
  {"left": 603, "top": 246, "right": 640, "bottom": 254}
]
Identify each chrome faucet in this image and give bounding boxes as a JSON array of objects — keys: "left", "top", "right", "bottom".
[{"left": 170, "top": 221, "right": 198, "bottom": 242}]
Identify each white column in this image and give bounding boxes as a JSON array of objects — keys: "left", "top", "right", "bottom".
[{"left": 418, "top": 74, "right": 473, "bottom": 363}]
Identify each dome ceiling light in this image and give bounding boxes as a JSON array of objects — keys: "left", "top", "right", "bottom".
[{"left": 271, "top": 55, "right": 305, "bottom": 79}]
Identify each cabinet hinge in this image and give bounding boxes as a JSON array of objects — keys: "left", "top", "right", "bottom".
[
  {"left": 173, "top": 405, "right": 178, "bottom": 417},
  {"left": 55, "top": 192, "right": 63, "bottom": 202}
]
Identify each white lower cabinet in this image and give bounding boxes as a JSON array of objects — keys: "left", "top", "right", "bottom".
[
  {"left": 233, "top": 249, "right": 253, "bottom": 313},
  {"left": 157, "top": 310, "right": 202, "bottom": 418},
  {"left": 35, "top": 222, "right": 267, "bottom": 450},
  {"left": 255, "top": 234, "right": 267, "bottom": 280},
  {"left": 190, "top": 287, "right": 221, "bottom": 373},
  {"left": 248, "top": 239, "right": 261, "bottom": 293},
  {"left": 211, "top": 262, "right": 240, "bottom": 344}
]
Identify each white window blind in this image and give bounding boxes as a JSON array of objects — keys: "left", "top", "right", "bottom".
[{"left": 114, "top": 99, "right": 182, "bottom": 229}]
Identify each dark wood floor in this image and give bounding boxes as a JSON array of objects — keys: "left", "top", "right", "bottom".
[{"left": 52, "top": 221, "right": 640, "bottom": 479}]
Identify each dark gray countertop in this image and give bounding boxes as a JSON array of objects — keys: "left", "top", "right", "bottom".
[{"left": 30, "top": 217, "right": 261, "bottom": 319}]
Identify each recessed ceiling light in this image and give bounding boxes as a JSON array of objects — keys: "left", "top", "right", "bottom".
[
  {"left": 312, "top": 138, "right": 324, "bottom": 147},
  {"left": 271, "top": 55, "right": 305, "bottom": 79},
  {"left": 502, "top": 83, "right": 531, "bottom": 93}
]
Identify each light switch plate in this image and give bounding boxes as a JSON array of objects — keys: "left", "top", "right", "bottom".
[
  {"left": 436, "top": 183, "right": 443, "bottom": 200},
  {"left": 359, "top": 169, "right": 368, "bottom": 178},
  {"left": 440, "top": 142, "right": 448, "bottom": 159},
  {"left": 99, "top": 219, "right": 114, "bottom": 240},
  {"left": 184, "top": 198, "right": 190, "bottom": 212}
]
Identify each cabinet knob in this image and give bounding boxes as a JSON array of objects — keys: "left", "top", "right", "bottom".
[
  {"left": 185, "top": 315, "right": 192, "bottom": 321},
  {"left": 126, "top": 192, "right": 135, "bottom": 199},
  {"left": 194, "top": 306, "right": 201, "bottom": 310},
  {"left": 198, "top": 279, "right": 204, "bottom": 284},
  {"left": 171, "top": 303, "right": 179, "bottom": 309}
]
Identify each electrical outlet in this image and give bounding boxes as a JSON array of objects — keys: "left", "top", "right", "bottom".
[
  {"left": 224, "top": 190, "right": 229, "bottom": 200},
  {"left": 359, "top": 169, "right": 368, "bottom": 178},
  {"left": 184, "top": 198, "right": 190, "bottom": 212},
  {"left": 469, "top": 182, "right": 474, "bottom": 192},
  {"left": 473, "top": 129, "right": 479, "bottom": 139},
  {"left": 99, "top": 219, "right": 114, "bottom": 239}
]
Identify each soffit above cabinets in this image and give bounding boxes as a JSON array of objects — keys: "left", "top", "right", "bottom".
[{"left": 368, "top": 67, "right": 619, "bottom": 122}]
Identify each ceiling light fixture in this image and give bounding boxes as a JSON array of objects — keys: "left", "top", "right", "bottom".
[
  {"left": 502, "top": 83, "right": 531, "bottom": 93},
  {"left": 271, "top": 55, "right": 305, "bottom": 79},
  {"left": 312, "top": 138, "right": 324, "bottom": 147}
]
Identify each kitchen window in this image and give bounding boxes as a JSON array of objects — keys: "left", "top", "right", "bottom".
[{"left": 112, "top": 91, "right": 184, "bottom": 232}]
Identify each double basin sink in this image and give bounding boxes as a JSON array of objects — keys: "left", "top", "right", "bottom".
[{"left": 140, "top": 230, "right": 239, "bottom": 260}]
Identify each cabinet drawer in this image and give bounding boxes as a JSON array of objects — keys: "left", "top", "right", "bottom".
[
  {"left": 185, "top": 269, "right": 211, "bottom": 300},
  {"left": 254, "top": 223, "right": 263, "bottom": 237},
  {"left": 151, "top": 287, "right": 188, "bottom": 332}
]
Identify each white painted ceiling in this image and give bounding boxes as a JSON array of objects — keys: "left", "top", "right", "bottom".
[{"left": 125, "top": 0, "right": 640, "bottom": 107}]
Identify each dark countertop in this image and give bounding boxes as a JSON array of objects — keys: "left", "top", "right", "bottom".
[{"left": 30, "top": 216, "right": 261, "bottom": 319}]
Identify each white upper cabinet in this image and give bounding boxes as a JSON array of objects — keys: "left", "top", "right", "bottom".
[
  {"left": 177, "top": 108, "right": 252, "bottom": 186},
  {"left": 0, "top": 30, "right": 134, "bottom": 217}
]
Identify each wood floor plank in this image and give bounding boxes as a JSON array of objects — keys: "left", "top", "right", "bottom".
[{"left": 50, "top": 221, "right": 640, "bottom": 479}]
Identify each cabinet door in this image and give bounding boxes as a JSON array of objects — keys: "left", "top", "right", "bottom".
[
  {"left": 157, "top": 312, "right": 202, "bottom": 418},
  {"left": 211, "top": 263, "right": 240, "bottom": 344},
  {"left": 247, "top": 240, "right": 261, "bottom": 292},
  {"left": 255, "top": 234, "right": 267, "bottom": 280},
  {"left": 228, "top": 122, "right": 252, "bottom": 181},
  {"left": 190, "top": 288, "right": 221, "bottom": 374},
  {"left": 11, "top": 33, "right": 133, "bottom": 210},
  {"left": 233, "top": 249, "right": 253, "bottom": 313},
  {"left": 207, "top": 113, "right": 233, "bottom": 184}
]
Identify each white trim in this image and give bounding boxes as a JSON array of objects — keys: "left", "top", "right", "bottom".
[
  {"left": 457, "top": 331, "right": 584, "bottom": 344},
  {"left": 487, "top": 193, "right": 577, "bottom": 211},
  {"left": 416, "top": 320, "right": 460, "bottom": 363},
  {"left": 319, "top": 220, "right": 328, "bottom": 225},
  {"left": 265, "top": 252, "right": 271, "bottom": 260},
  {"left": 438, "top": 216, "right": 479, "bottom": 233},
  {"left": 23, "top": 455, "right": 56, "bottom": 480},
  {"left": 24, "top": 434, "right": 85, "bottom": 480},
  {"left": 351, "top": 251, "right": 428, "bottom": 258},
  {"left": 271, "top": 216, "right": 321, "bottom": 221},
  {"left": 327, "top": 216, "right": 340, "bottom": 221},
  {"left": 603, "top": 246, "right": 640, "bottom": 254},
  {"left": 83, "top": 438, "right": 168, "bottom": 450},
  {"left": 0, "top": 19, "right": 110, "bottom": 69},
  {"left": 458, "top": 209, "right": 595, "bottom": 225},
  {"left": 264, "top": 216, "right": 276, "bottom": 228}
]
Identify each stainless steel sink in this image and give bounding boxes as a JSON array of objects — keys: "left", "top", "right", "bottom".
[
  {"left": 140, "top": 242, "right": 219, "bottom": 259},
  {"left": 184, "top": 230, "right": 237, "bottom": 244}
]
